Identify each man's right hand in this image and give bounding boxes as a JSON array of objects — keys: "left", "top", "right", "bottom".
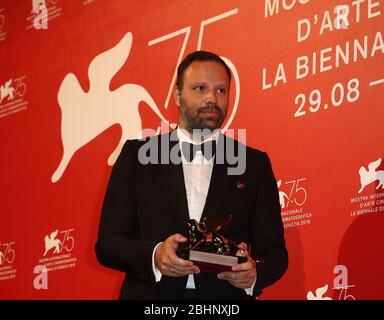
[{"left": 154, "top": 233, "right": 200, "bottom": 277}]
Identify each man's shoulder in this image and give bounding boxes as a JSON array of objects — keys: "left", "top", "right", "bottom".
[
  {"left": 124, "top": 132, "right": 175, "bottom": 147},
  {"left": 120, "top": 132, "right": 176, "bottom": 164},
  {"left": 222, "top": 134, "right": 267, "bottom": 158}
]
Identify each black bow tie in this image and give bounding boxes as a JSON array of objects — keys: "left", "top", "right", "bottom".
[{"left": 181, "top": 140, "right": 217, "bottom": 162}]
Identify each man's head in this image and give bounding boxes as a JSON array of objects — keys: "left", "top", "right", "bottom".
[{"left": 174, "top": 51, "right": 231, "bottom": 134}]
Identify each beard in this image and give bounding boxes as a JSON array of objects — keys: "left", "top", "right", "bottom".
[{"left": 179, "top": 97, "right": 227, "bottom": 134}]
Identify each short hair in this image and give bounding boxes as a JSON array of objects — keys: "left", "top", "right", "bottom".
[{"left": 176, "top": 50, "right": 231, "bottom": 90}]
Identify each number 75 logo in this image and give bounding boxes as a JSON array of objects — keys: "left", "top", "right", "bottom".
[
  {"left": 43, "top": 229, "right": 75, "bottom": 256},
  {"left": 0, "top": 242, "right": 16, "bottom": 265},
  {"left": 277, "top": 178, "right": 308, "bottom": 209}
]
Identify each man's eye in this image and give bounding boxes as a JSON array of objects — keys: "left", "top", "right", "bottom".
[
  {"left": 194, "top": 86, "right": 205, "bottom": 91},
  {"left": 217, "top": 88, "right": 226, "bottom": 93}
]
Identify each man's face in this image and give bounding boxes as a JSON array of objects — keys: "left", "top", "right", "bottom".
[{"left": 174, "top": 60, "right": 230, "bottom": 133}]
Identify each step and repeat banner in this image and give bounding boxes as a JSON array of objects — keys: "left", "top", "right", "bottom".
[{"left": 0, "top": 0, "right": 383, "bottom": 299}]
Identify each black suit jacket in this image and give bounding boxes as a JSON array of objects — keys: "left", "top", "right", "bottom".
[{"left": 95, "top": 131, "right": 288, "bottom": 299}]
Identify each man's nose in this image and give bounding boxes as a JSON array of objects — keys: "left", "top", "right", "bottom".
[{"left": 205, "top": 88, "right": 218, "bottom": 104}]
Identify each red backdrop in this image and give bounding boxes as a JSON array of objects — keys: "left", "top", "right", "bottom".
[{"left": 0, "top": 0, "right": 383, "bottom": 299}]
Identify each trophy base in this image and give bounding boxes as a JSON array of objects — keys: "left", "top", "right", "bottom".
[{"left": 188, "top": 250, "right": 247, "bottom": 273}]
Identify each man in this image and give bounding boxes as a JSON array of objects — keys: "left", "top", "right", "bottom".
[{"left": 95, "top": 51, "right": 288, "bottom": 300}]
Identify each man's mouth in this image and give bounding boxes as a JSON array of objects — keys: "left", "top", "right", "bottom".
[
  {"left": 201, "top": 110, "right": 218, "bottom": 116},
  {"left": 199, "top": 107, "right": 220, "bottom": 117}
]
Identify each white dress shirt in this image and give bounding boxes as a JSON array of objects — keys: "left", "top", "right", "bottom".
[{"left": 152, "top": 127, "right": 254, "bottom": 295}]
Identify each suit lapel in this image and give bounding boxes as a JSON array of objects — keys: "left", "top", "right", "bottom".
[
  {"left": 160, "top": 131, "right": 234, "bottom": 230},
  {"left": 200, "top": 133, "right": 232, "bottom": 221},
  {"left": 163, "top": 136, "right": 191, "bottom": 231}
]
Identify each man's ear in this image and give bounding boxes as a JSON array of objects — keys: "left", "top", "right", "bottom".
[{"left": 173, "top": 86, "right": 181, "bottom": 107}]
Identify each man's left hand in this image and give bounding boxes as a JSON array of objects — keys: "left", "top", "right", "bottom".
[{"left": 217, "top": 242, "right": 257, "bottom": 289}]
